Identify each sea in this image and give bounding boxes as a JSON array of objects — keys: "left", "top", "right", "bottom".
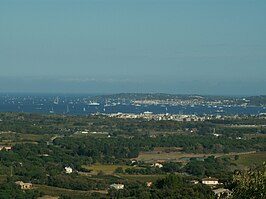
[{"left": 0, "top": 94, "right": 265, "bottom": 116}]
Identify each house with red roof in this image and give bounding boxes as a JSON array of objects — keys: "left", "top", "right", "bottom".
[{"left": 202, "top": 177, "right": 219, "bottom": 186}]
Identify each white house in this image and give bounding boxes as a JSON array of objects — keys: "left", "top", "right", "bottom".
[
  {"left": 0, "top": 146, "right": 12, "bottom": 151},
  {"left": 65, "top": 166, "right": 73, "bottom": 174},
  {"left": 152, "top": 163, "right": 163, "bottom": 168},
  {"left": 202, "top": 177, "right": 219, "bottom": 186},
  {"left": 15, "top": 181, "right": 33, "bottom": 190},
  {"left": 110, "top": 183, "right": 124, "bottom": 190},
  {"left": 146, "top": 182, "right": 153, "bottom": 187}
]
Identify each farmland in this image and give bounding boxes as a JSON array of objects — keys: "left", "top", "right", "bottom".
[
  {"left": 136, "top": 147, "right": 258, "bottom": 163},
  {"left": 0, "top": 112, "right": 265, "bottom": 198},
  {"left": 233, "top": 151, "right": 266, "bottom": 168},
  {"left": 34, "top": 184, "right": 93, "bottom": 199}
]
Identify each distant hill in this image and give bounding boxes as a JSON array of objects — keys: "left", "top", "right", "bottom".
[
  {"left": 247, "top": 95, "right": 266, "bottom": 106},
  {"left": 89, "top": 93, "right": 235, "bottom": 101},
  {"left": 88, "top": 93, "right": 266, "bottom": 107}
]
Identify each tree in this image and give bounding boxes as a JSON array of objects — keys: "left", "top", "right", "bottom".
[
  {"left": 114, "top": 167, "right": 124, "bottom": 174},
  {"left": 155, "top": 174, "right": 183, "bottom": 189},
  {"left": 0, "top": 181, "right": 42, "bottom": 199},
  {"left": 232, "top": 162, "right": 266, "bottom": 199}
]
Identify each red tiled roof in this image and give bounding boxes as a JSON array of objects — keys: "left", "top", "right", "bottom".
[{"left": 202, "top": 177, "right": 218, "bottom": 181}]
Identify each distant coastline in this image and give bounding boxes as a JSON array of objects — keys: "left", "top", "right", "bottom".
[{"left": 0, "top": 93, "right": 265, "bottom": 116}]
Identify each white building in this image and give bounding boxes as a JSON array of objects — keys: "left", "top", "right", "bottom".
[
  {"left": 0, "top": 146, "right": 12, "bottom": 151},
  {"left": 110, "top": 183, "right": 124, "bottom": 190},
  {"left": 65, "top": 166, "right": 73, "bottom": 174},
  {"left": 146, "top": 182, "right": 153, "bottom": 187},
  {"left": 15, "top": 181, "right": 33, "bottom": 190},
  {"left": 152, "top": 163, "right": 163, "bottom": 168},
  {"left": 202, "top": 177, "right": 219, "bottom": 186}
]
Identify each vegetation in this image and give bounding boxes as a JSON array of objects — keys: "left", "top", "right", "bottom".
[
  {"left": 0, "top": 180, "right": 42, "bottom": 199},
  {"left": 232, "top": 163, "right": 266, "bottom": 199},
  {"left": 0, "top": 112, "right": 265, "bottom": 198},
  {"left": 108, "top": 174, "right": 215, "bottom": 199}
]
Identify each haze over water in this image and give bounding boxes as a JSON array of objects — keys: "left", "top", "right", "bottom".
[{"left": 0, "top": 0, "right": 266, "bottom": 95}]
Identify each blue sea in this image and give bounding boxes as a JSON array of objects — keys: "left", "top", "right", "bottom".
[{"left": 0, "top": 94, "right": 265, "bottom": 116}]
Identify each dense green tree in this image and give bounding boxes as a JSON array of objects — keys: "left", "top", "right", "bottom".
[
  {"left": 0, "top": 181, "right": 42, "bottom": 199},
  {"left": 232, "top": 163, "right": 266, "bottom": 199}
]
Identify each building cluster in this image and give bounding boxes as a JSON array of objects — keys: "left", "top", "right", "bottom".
[
  {"left": 132, "top": 97, "right": 239, "bottom": 106},
  {"left": 191, "top": 177, "right": 232, "bottom": 199},
  {"left": 105, "top": 113, "right": 206, "bottom": 121},
  {"left": 109, "top": 177, "right": 231, "bottom": 198},
  {"left": 102, "top": 112, "right": 266, "bottom": 124}
]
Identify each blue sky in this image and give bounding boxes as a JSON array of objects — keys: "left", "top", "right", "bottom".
[{"left": 0, "top": 0, "right": 266, "bottom": 95}]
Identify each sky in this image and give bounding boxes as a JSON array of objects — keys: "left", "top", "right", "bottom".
[{"left": 0, "top": 0, "right": 266, "bottom": 95}]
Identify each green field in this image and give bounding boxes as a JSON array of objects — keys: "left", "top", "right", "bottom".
[
  {"left": 233, "top": 152, "right": 266, "bottom": 167},
  {"left": 0, "top": 132, "right": 53, "bottom": 144},
  {"left": 136, "top": 149, "right": 223, "bottom": 162},
  {"left": 136, "top": 147, "right": 262, "bottom": 164}
]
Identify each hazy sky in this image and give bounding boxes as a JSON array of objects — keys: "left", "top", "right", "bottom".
[{"left": 0, "top": 0, "right": 266, "bottom": 95}]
